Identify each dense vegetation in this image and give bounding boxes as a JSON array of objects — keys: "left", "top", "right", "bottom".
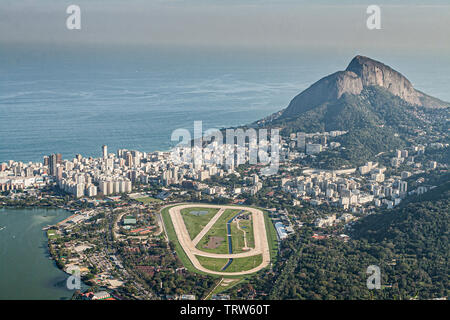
[
  {"left": 266, "top": 86, "right": 448, "bottom": 168},
  {"left": 234, "top": 181, "right": 449, "bottom": 300},
  {"left": 119, "top": 239, "right": 216, "bottom": 298}
]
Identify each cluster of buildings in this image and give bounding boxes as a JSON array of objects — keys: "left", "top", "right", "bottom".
[
  {"left": 314, "top": 213, "right": 354, "bottom": 228},
  {"left": 52, "top": 146, "right": 135, "bottom": 198},
  {"left": 282, "top": 166, "right": 377, "bottom": 211},
  {"left": 281, "top": 160, "right": 408, "bottom": 214},
  {"left": 288, "top": 130, "right": 347, "bottom": 155},
  {"left": 0, "top": 130, "right": 445, "bottom": 210},
  {"left": 80, "top": 291, "right": 115, "bottom": 300},
  {"left": 51, "top": 141, "right": 269, "bottom": 198},
  {"left": 391, "top": 147, "right": 423, "bottom": 167},
  {"left": 0, "top": 129, "right": 349, "bottom": 200},
  {"left": 280, "top": 143, "right": 442, "bottom": 227},
  {"left": 0, "top": 141, "right": 255, "bottom": 199},
  {"left": 0, "top": 160, "right": 47, "bottom": 191},
  {"left": 391, "top": 147, "right": 439, "bottom": 171},
  {"left": 270, "top": 208, "right": 295, "bottom": 240}
]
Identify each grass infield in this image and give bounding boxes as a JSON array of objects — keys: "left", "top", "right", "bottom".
[
  {"left": 161, "top": 203, "right": 278, "bottom": 277},
  {"left": 196, "top": 254, "right": 263, "bottom": 273},
  {"left": 180, "top": 207, "right": 219, "bottom": 240}
]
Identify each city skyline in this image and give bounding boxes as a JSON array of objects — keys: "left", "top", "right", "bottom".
[{"left": 0, "top": 1, "right": 448, "bottom": 306}]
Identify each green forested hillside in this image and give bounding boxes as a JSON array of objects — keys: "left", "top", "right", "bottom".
[
  {"left": 233, "top": 181, "right": 449, "bottom": 300},
  {"left": 267, "top": 86, "right": 443, "bottom": 167},
  {"left": 276, "top": 87, "right": 424, "bottom": 134}
]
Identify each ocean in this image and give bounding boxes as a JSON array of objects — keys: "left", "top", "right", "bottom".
[
  {"left": 1, "top": 45, "right": 450, "bottom": 300},
  {"left": 1, "top": 45, "right": 450, "bottom": 163}
]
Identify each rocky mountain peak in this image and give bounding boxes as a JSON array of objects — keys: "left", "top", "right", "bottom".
[
  {"left": 280, "top": 55, "right": 449, "bottom": 119},
  {"left": 345, "top": 55, "right": 421, "bottom": 105}
]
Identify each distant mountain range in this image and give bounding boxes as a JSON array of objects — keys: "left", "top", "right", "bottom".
[{"left": 255, "top": 55, "right": 449, "bottom": 167}]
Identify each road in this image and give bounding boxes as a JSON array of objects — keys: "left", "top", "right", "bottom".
[
  {"left": 235, "top": 219, "right": 249, "bottom": 250},
  {"left": 113, "top": 209, "right": 129, "bottom": 240},
  {"left": 167, "top": 204, "right": 271, "bottom": 276},
  {"left": 192, "top": 208, "right": 224, "bottom": 246}
]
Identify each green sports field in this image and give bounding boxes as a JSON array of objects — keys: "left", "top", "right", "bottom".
[
  {"left": 160, "top": 206, "right": 218, "bottom": 277},
  {"left": 180, "top": 207, "right": 220, "bottom": 239},
  {"left": 195, "top": 209, "right": 253, "bottom": 254},
  {"left": 161, "top": 203, "right": 278, "bottom": 278},
  {"left": 230, "top": 215, "right": 255, "bottom": 252},
  {"left": 135, "top": 196, "right": 162, "bottom": 204},
  {"left": 196, "top": 254, "right": 263, "bottom": 273}
]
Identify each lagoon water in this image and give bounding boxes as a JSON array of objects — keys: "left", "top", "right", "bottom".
[
  {"left": 0, "top": 208, "right": 77, "bottom": 300},
  {"left": 1, "top": 46, "right": 450, "bottom": 299}
]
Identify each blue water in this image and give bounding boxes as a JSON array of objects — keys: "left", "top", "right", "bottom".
[
  {"left": 1, "top": 45, "right": 450, "bottom": 163},
  {"left": 222, "top": 210, "right": 244, "bottom": 271},
  {"left": 0, "top": 208, "right": 88, "bottom": 299}
]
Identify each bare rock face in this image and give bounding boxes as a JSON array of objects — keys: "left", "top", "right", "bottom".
[
  {"left": 281, "top": 55, "right": 450, "bottom": 119},
  {"left": 282, "top": 71, "right": 363, "bottom": 118},
  {"left": 334, "top": 71, "right": 363, "bottom": 99},
  {"left": 346, "top": 55, "right": 422, "bottom": 106}
]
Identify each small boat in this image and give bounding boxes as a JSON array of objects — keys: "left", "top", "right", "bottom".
[{"left": 0, "top": 226, "right": 5, "bottom": 231}]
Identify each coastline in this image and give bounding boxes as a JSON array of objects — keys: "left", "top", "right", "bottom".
[
  {"left": 0, "top": 204, "right": 70, "bottom": 264},
  {"left": 0, "top": 206, "right": 77, "bottom": 299}
]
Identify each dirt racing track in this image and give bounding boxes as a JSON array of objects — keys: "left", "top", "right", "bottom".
[{"left": 168, "top": 203, "right": 271, "bottom": 276}]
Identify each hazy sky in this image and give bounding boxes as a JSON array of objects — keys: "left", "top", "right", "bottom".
[{"left": 1, "top": 0, "right": 449, "bottom": 52}]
